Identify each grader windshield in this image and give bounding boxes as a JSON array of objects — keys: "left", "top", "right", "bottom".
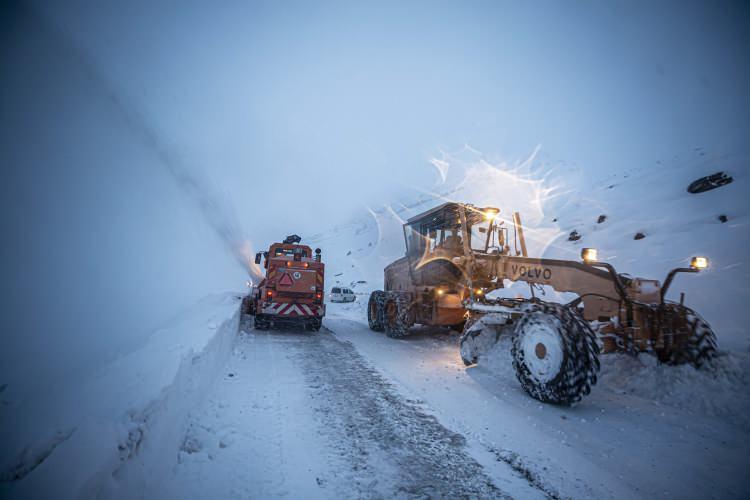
[{"left": 403, "top": 202, "right": 504, "bottom": 267}]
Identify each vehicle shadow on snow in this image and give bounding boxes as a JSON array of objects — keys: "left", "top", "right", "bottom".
[
  {"left": 238, "top": 315, "right": 324, "bottom": 337},
  {"left": 397, "top": 325, "right": 462, "bottom": 343}
]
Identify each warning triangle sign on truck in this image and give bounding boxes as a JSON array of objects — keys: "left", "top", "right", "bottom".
[{"left": 278, "top": 273, "right": 294, "bottom": 286}]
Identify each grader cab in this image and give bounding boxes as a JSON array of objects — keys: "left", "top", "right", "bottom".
[{"left": 367, "top": 202, "right": 716, "bottom": 405}]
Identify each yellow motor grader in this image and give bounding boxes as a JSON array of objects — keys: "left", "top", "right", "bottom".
[{"left": 367, "top": 202, "right": 716, "bottom": 404}]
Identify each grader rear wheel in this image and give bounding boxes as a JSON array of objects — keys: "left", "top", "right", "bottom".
[
  {"left": 384, "top": 296, "right": 413, "bottom": 338},
  {"left": 367, "top": 291, "right": 386, "bottom": 331},
  {"left": 511, "top": 302, "right": 600, "bottom": 405},
  {"left": 655, "top": 303, "right": 717, "bottom": 368}
]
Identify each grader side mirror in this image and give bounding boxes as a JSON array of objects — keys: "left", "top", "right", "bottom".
[{"left": 254, "top": 252, "right": 262, "bottom": 265}]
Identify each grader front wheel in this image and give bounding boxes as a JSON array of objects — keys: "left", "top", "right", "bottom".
[{"left": 511, "top": 302, "right": 600, "bottom": 405}]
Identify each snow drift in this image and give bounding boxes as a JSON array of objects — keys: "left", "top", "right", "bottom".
[{"left": 0, "top": 294, "right": 240, "bottom": 499}]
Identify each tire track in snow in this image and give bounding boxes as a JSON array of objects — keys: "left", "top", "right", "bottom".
[
  {"left": 291, "top": 327, "right": 507, "bottom": 499},
  {"left": 168, "top": 317, "right": 509, "bottom": 498}
]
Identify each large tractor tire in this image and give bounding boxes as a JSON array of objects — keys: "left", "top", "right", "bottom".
[
  {"left": 655, "top": 303, "right": 717, "bottom": 368},
  {"left": 368, "top": 291, "right": 386, "bottom": 331},
  {"left": 383, "top": 294, "right": 413, "bottom": 339},
  {"left": 511, "top": 302, "right": 600, "bottom": 405}
]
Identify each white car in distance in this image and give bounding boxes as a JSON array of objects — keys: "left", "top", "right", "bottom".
[{"left": 330, "top": 287, "right": 356, "bottom": 303}]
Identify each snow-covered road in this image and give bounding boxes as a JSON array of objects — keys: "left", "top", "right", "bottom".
[
  {"left": 164, "top": 316, "right": 543, "bottom": 498},
  {"left": 325, "top": 307, "right": 750, "bottom": 499},
  {"left": 159, "top": 306, "right": 750, "bottom": 499}
]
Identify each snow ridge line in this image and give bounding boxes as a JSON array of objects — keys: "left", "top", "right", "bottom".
[{"left": 488, "top": 447, "right": 564, "bottom": 500}]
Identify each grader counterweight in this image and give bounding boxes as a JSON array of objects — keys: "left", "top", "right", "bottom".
[{"left": 367, "top": 202, "right": 716, "bottom": 404}]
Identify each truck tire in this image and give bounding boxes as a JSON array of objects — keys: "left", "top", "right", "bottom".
[
  {"left": 368, "top": 291, "right": 386, "bottom": 332},
  {"left": 511, "top": 302, "right": 600, "bottom": 405},
  {"left": 384, "top": 294, "right": 413, "bottom": 339},
  {"left": 306, "top": 318, "right": 322, "bottom": 332},
  {"left": 241, "top": 296, "right": 255, "bottom": 316},
  {"left": 655, "top": 303, "right": 717, "bottom": 368},
  {"left": 254, "top": 315, "right": 270, "bottom": 330}
]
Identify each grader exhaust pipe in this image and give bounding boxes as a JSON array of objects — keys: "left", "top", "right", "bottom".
[{"left": 512, "top": 212, "right": 528, "bottom": 257}]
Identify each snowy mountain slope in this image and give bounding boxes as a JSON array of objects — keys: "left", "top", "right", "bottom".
[
  {"left": 540, "top": 149, "right": 749, "bottom": 350},
  {"left": 308, "top": 146, "right": 749, "bottom": 349}
]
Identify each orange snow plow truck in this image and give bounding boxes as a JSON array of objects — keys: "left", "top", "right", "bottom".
[{"left": 242, "top": 235, "right": 325, "bottom": 331}]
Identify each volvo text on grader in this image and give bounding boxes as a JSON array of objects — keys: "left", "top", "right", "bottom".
[
  {"left": 367, "top": 202, "right": 716, "bottom": 404},
  {"left": 242, "top": 235, "right": 326, "bottom": 331}
]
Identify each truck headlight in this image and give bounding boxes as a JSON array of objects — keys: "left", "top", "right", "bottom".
[
  {"left": 581, "top": 248, "right": 598, "bottom": 263},
  {"left": 690, "top": 256, "right": 708, "bottom": 270}
]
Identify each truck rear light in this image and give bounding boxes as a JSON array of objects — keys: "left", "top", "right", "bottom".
[
  {"left": 316, "top": 292, "right": 322, "bottom": 299},
  {"left": 304, "top": 262, "right": 309, "bottom": 268},
  {"left": 267, "top": 290, "right": 273, "bottom": 298},
  {"left": 286, "top": 261, "right": 291, "bottom": 267}
]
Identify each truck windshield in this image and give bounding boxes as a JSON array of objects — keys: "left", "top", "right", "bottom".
[{"left": 274, "top": 247, "right": 309, "bottom": 257}]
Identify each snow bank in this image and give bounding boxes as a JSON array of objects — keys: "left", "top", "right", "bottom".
[
  {"left": 598, "top": 351, "right": 750, "bottom": 429},
  {"left": 477, "top": 334, "right": 750, "bottom": 429},
  {"left": 0, "top": 293, "right": 240, "bottom": 499}
]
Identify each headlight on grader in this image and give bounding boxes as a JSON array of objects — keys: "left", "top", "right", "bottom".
[
  {"left": 581, "top": 248, "right": 598, "bottom": 263},
  {"left": 483, "top": 208, "right": 500, "bottom": 221},
  {"left": 690, "top": 256, "right": 709, "bottom": 270}
]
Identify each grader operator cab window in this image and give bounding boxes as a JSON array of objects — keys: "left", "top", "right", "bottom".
[
  {"left": 404, "top": 223, "right": 424, "bottom": 260},
  {"left": 426, "top": 227, "right": 463, "bottom": 253},
  {"left": 404, "top": 222, "right": 466, "bottom": 268}
]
